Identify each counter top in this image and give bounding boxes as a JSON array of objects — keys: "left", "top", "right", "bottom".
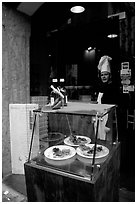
[{"left": 35, "top": 101, "right": 116, "bottom": 116}]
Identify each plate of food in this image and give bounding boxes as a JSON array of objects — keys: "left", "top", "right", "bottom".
[
  {"left": 44, "top": 145, "right": 76, "bottom": 160},
  {"left": 44, "top": 155, "right": 76, "bottom": 166},
  {"left": 76, "top": 144, "right": 109, "bottom": 159},
  {"left": 64, "top": 135, "right": 91, "bottom": 147}
]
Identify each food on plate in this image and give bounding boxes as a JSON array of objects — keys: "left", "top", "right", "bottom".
[
  {"left": 69, "top": 135, "right": 87, "bottom": 145},
  {"left": 79, "top": 144, "right": 103, "bottom": 156},
  {"left": 52, "top": 147, "right": 70, "bottom": 158},
  {"left": 79, "top": 144, "right": 91, "bottom": 151}
]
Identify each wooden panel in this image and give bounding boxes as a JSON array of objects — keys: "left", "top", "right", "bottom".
[
  {"left": 25, "top": 165, "right": 94, "bottom": 202},
  {"left": 94, "top": 143, "right": 120, "bottom": 201}
]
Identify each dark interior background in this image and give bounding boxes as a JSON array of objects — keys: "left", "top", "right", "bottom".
[{"left": 29, "top": 2, "right": 120, "bottom": 96}]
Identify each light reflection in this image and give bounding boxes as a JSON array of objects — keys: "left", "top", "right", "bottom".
[
  {"left": 107, "top": 34, "right": 118, "bottom": 38},
  {"left": 84, "top": 49, "right": 95, "bottom": 61},
  {"left": 70, "top": 6, "right": 85, "bottom": 13}
]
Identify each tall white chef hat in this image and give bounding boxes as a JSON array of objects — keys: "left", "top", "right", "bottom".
[{"left": 98, "top": 55, "right": 112, "bottom": 73}]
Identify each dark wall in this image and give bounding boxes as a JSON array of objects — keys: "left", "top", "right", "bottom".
[{"left": 30, "top": 35, "right": 51, "bottom": 96}]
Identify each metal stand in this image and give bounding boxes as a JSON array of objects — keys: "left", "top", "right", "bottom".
[
  {"left": 28, "top": 113, "right": 37, "bottom": 162},
  {"left": 115, "top": 107, "right": 119, "bottom": 142},
  {"left": 91, "top": 116, "right": 99, "bottom": 179}
]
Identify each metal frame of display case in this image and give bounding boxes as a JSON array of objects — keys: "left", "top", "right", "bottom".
[
  {"left": 24, "top": 102, "right": 120, "bottom": 202},
  {"left": 27, "top": 102, "right": 118, "bottom": 179}
]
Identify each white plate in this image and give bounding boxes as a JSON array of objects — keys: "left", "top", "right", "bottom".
[
  {"left": 44, "top": 145, "right": 76, "bottom": 160},
  {"left": 76, "top": 144, "right": 109, "bottom": 159},
  {"left": 77, "top": 154, "right": 109, "bottom": 164},
  {"left": 64, "top": 135, "right": 91, "bottom": 147},
  {"left": 44, "top": 155, "right": 76, "bottom": 166}
]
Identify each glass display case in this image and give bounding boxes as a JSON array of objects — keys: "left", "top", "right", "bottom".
[{"left": 24, "top": 102, "right": 120, "bottom": 202}]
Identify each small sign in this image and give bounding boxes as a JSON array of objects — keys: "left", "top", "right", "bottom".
[
  {"left": 121, "top": 79, "right": 131, "bottom": 85},
  {"left": 120, "top": 69, "right": 131, "bottom": 77},
  {"left": 128, "top": 85, "right": 135, "bottom": 92},
  {"left": 123, "top": 85, "right": 135, "bottom": 93},
  {"left": 121, "top": 62, "right": 129, "bottom": 70},
  {"left": 123, "top": 85, "right": 129, "bottom": 93}
]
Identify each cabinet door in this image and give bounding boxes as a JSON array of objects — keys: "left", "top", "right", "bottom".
[{"left": 9, "top": 104, "right": 39, "bottom": 174}]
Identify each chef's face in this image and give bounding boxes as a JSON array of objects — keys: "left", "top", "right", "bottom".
[{"left": 101, "top": 71, "right": 110, "bottom": 83}]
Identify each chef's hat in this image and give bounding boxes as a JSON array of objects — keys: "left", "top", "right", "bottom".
[{"left": 98, "top": 55, "right": 112, "bottom": 73}]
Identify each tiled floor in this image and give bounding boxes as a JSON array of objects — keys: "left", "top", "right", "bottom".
[
  {"left": 2, "top": 183, "right": 27, "bottom": 202},
  {"left": 119, "top": 188, "right": 135, "bottom": 202},
  {"left": 119, "top": 172, "right": 135, "bottom": 202},
  {"left": 2, "top": 174, "right": 27, "bottom": 202}
]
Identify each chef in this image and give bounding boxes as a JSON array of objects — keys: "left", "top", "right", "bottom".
[
  {"left": 97, "top": 55, "right": 119, "bottom": 105},
  {"left": 95, "top": 55, "right": 119, "bottom": 140}
]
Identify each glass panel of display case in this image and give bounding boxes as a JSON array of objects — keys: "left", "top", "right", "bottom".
[
  {"left": 24, "top": 102, "right": 120, "bottom": 202},
  {"left": 26, "top": 102, "right": 118, "bottom": 176}
]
